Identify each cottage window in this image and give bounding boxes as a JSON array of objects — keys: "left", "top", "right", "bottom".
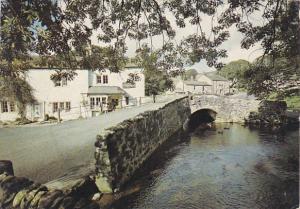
[
  {"left": 125, "top": 97, "right": 129, "bottom": 105},
  {"left": 9, "top": 102, "right": 15, "bottom": 112},
  {"left": 103, "top": 75, "right": 108, "bottom": 84},
  {"left": 1, "top": 101, "right": 8, "bottom": 113},
  {"left": 54, "top": 80, "right": 61, "bottom": 87},
  {"left": 62, "top": 78, "right": 67, "bottom": 86},
  {"left": 96, "top": 97, "right": 101, "bottom": 106},
  {"left": 53, "top": 102, "right": 58, "bottom": 112},
  {"left": 102, "top": 97, "right": 107, "bottom": 104},
  {"left": 96, "top": 76, "right": 102, "bottom": 84},
  {"left": 65, "top": 102, "right": 71, "bottom": 112},
  {"left": 90, "top": 97, "right": 95, "bottom": 109},
  {"left": 54, "top": 78, "right": 67, "bottom": 87},
  {"left": 59, "top": 102, "right": 64, "bottom": 110}
]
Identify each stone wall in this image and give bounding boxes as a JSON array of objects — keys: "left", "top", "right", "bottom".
[
  {"left": 191, "top": 95, "right": 260, "bottom": 123},
  {"left": 94, "top": 97, "right": 190, "bottom": 193},
  {"left": 0, "top": 161, "right": 100, "bottom": 209}
]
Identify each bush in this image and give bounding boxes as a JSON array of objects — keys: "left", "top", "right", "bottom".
[
  {"left": 44, "top": 114, "right": 58, "bottom": 121},
  {"left": 14, "top": 117, "right": 32, "bottom": 125}
]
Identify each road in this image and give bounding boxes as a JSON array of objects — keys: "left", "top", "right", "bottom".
[{"left": 0, "top": 96, "right": 182, "bottom": 187}]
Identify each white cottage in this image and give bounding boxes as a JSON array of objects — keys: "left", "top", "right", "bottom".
[{"left": 0, "top": 66, "right": 145, "bottom": 122}]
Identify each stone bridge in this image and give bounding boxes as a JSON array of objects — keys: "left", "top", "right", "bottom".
[{"left": 189, "top": 95, "right": 261, "bottom": 123}]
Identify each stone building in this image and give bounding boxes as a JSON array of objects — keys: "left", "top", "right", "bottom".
[
  {"left": 174, "top": 72, "right": 232, "bottom": 95},
  {"left": 0, "top": 65, "right": 145, "bottom": 122}
]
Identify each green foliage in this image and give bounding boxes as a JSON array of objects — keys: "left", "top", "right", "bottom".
[
  {"left": 0, "top": 77, "right": 36, "bottom": 118},
  {"left": 1, "top": 0, "right": 64, "bottom": 114},
  {"left": 245, "top": 55, "right": 300, "bottom": 98},
  {"left": 218, "top": 59, "right": 250, "bottom": 89},
  {"left": 145, "top": 73, "right": 174, "bottom": 97},
  {"left": 134, "top": 44, "right": 175, "bottom": 97},
  {"left": 1, "top": 0, "right": 299, "bottom": 106},
  {"left": 268, "top": 93, "right": 300, "bottom": 110},
  {"left": 285, "top": 96, "right": 300, "bottom": 110}
]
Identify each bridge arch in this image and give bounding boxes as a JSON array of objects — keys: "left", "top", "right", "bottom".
[
  {"left": 189, "top": 95, "right": 260, "bottom": 123},
  {"left": 185, "top": 108, "right": 217, "bottom": 131}
]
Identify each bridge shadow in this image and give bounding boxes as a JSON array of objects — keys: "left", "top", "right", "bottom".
[{"left": 186, "top": 108, "right": 217, "bottom": 132}]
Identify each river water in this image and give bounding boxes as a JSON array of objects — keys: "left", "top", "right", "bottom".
[{"left": 112, "top": 123, "right": 299, "bottom": 209}]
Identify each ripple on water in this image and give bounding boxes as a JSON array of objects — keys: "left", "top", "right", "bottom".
[{"left": 112, "top": 124, "right": 299, "bottom": 209}]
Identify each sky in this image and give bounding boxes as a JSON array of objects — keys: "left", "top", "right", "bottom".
[{"left": 89, "top": 5, "right": 264, "bottom": 73}]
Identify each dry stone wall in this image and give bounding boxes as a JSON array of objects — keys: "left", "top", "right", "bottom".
[
  {"left": 94, "top": 97, "right": 191, "bottom": 193},
  {"left": 0, "top": 161, "right": 100, "bottom": 209}
]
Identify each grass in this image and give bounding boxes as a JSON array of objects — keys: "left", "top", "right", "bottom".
[
  {"left": 267, "top": 93, "right": 300, "bottom": 110},
  {"left": 284, "top": 96, "right": 300, "bottom": 110}
]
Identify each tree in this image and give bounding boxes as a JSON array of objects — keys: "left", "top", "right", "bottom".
[
  {"left": 134, "top": 44, "right": 175, "bottom": 102},
  {"left": 1, "top": 0, "right": 67, "bottom": 116},
  {"left": 244, "top": 55, "right": 300, "bottom": 99},
  {"left": 184, "top": 69, "right": 198, "bottom": 80},
  {"left": 218, "top": 59, "right": 250, "bottom": 89},
  {"left": 145, "top": 75, "right": 174, "bottom": 103},
  {"left": 1, "top": 0, "right": 299, "bottom": 104},
  {"left": 0, "top": 76, "right": 35, "bottom": 118}
]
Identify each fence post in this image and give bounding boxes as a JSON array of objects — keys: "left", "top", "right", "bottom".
[
  {"left": 58, "top": 108, "right": 61, "bottom": 123},
  {"left": 43, "top": 101, "right": 46, "bottom": 120},
  {"left": 79, "top": 104, "right": 82, "bottom": 117}
]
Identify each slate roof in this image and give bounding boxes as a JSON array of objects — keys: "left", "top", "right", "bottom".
[
  {"left": 184, "top": 80, "right": 211, "bottom": 86},
  {"left": 204, "top": 73, "right": 228, "bottom": 81},
  {"left": 87, "top": 86, "right": 128, "bottom": 95}
]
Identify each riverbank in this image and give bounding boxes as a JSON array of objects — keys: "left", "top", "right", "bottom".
[{"left": 245, "top": 100, "right": 299, "bottom": 126}]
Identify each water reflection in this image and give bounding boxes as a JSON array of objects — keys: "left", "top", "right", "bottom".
[{"left": 111, "top": 124, "right": 299, "bottom": 209}]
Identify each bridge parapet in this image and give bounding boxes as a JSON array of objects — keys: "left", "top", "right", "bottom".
[{"left": 190, "top": 95, "right": 260, "bottom": 123}]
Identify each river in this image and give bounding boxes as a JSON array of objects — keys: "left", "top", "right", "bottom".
[{"left": 111, "top": 123, "right": 299, "bottom": 209}]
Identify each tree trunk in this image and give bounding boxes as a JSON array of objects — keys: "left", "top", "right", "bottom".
[
  {"left": 17, "top": 102, "right": 27, "bottom": 119},
  {"left": 152, "top": 94, "right": 156, "bottom": 103}
]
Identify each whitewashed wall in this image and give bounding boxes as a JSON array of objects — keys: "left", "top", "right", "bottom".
[
  {"left": 25, "top": 69, "right": 90, "bottom": 120},
  {"left": 0, "top": 67, "right": 145, "bottom": 122}
]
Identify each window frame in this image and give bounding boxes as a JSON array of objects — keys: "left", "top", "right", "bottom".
[
  {"left": 96, "top": 76, "right": 102, "bottom": 84},
  {"left": 54, "top": 80, "right": 61, "bottom": 87},
  {"left": 96, "top": 97, "right": 101, "bottom": 106},
  {"left": 65, "top": 102, "right": 71, "bottom": 112},
  {"left": 62, "top": 78, "right": 67, "bottom": 86},
  {"left": 9, "top": 102, "right": 15, "bottom": 112},
  {"left": 90, "top": 97, "right": 95, "bottom": 109},
  {"left": 53, "top": 102, "right": 58, "bottom": 113},
  {"left": 59, "top": 102, "right": 65, "bottom": 110},
  {"left": 103, "top": 75, "right": 108, "bottom": 84},
  {"left": 1, "top": 101, "right": 9, "bottom": 113}
]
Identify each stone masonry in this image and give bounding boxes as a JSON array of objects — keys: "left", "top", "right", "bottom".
[
  {"left": 0, "top": 161, "right": 100, "bottom": 209},
  {"left": 94, "top": 97, "right": 191, "bottom": 193},
  {"left": 190, "top": 95, "right": 261, "bottom": 123}
]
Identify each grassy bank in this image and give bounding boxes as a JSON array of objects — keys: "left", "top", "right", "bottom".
[
  {"left": 284, "top": 96, "right": 300, "bottom": 110},
  {"left": 268, "top": 94, "right": 300, "bottom": 110}
]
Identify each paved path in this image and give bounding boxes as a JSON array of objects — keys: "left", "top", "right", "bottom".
[{"left": 0, "top": 96, "right": 183, "bottom": 186}]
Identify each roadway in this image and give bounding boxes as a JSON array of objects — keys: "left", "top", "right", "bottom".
[{"left": 0, "top": 95, "right": 182, "bottom": 187}]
